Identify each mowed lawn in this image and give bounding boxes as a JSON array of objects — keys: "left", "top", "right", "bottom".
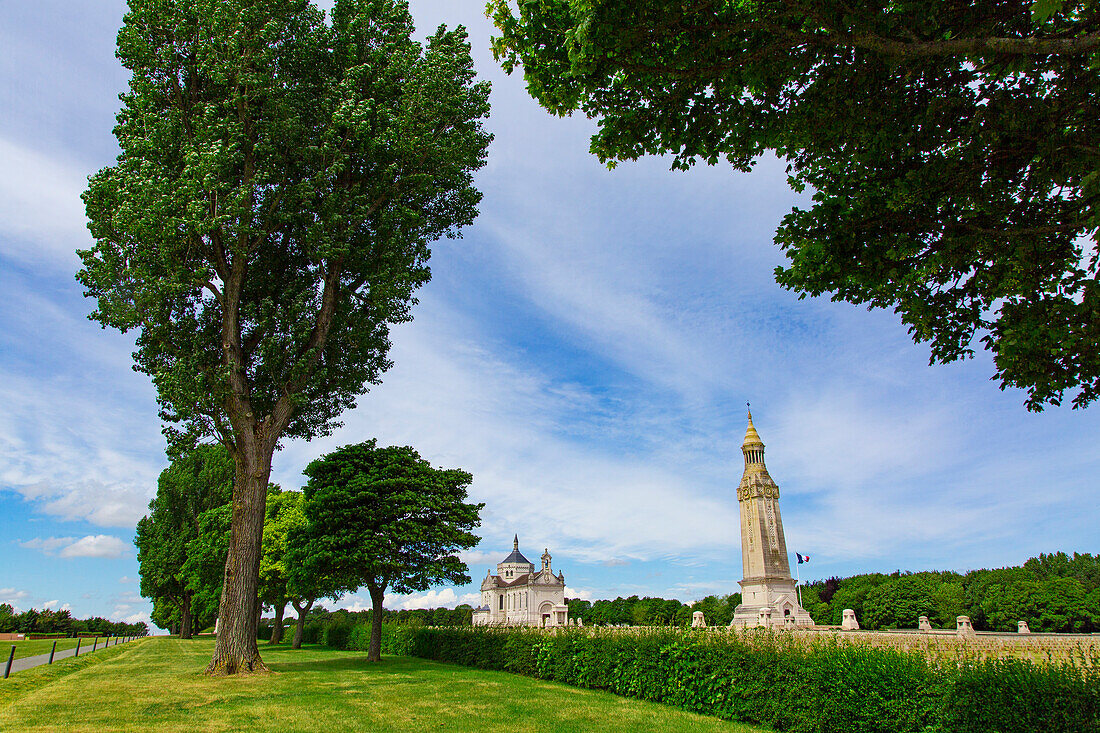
[{"left": 0, "top": 637, "right": 767, "bottom": 732}]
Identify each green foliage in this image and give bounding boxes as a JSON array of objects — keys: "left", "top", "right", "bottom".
[
  {"left": 393, "top": 626, "right": 1100, "bottom": 733},
  {"left": 800, "top": 554, "right": 1100, "bottom": 632},
  {"left": 259, "top": 488, "right": 307, "bottom": 610},
  {"left": 180, "top": 503, "right": 233, "bottom": 625},
  {"left": 290, "top": 439, "right": 482, "bottom": 658},
  {"left": 864, "top": 575, "right": 937, "bottom": 629},
  {"left": 81, "top": 0, "right": 491, "bottom": 662},
  {"left": 80, "top": 0, "right": 493, "bottom": 451},
  {"left": 292, "top": 440, "right": 483, "bottom": 597},
  {"left": 572, "top": 594, "right": 735, "bottom": 627},
  {"left": 489, "top": 0, "right": 1100, "bottom": 410},
  {"left": 135, "top": 444, "right": 233, "bottom": 633}
]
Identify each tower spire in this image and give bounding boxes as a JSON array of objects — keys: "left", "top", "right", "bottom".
[
  {"left": 513, "top": 534, "right": 519, "bottom": 551},
  {"left": 742, "top": 407, "right": 764, "bottom": 466},
  {"left": 731, "top": 406, "right": 812, "bottom": 628}
]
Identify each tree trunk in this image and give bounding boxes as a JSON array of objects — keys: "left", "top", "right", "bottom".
[
  {"left": 206, "top": 451, "right": 272, "bottom": 674},
  {"left": 180, "top": 591, "right": 193, "bottom": 639},
  {"left": 268, "top": 602, "right": 285, "bottom": 645},
  {"left": 368, "top": 583, "right": 386, "bottom": 662},
  {"left": 291, "top": 598, "right": 313, "bottom": 650}
]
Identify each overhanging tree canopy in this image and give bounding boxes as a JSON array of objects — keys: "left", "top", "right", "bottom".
[
  {"left": 80, "top": 0, "right": 490, "bottom": 673},
  {"left": 489, "top": 0, "right": 1099, "bottom": 409}
]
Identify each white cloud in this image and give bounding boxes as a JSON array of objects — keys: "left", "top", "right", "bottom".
[
  {"left": 0, "top": 588, "right": 30, "bottom": 611},
  {"left": 384, "top": 589, "right": 459, "bottom": 611},
  {"left": 110, "top": 609, "right": 151, "bottom": 626},
  {"left": 119, "top": 576, "right": 136, "bottom": 584},
  {"left": 0, "top": 136, "right": 89, "bottom": 269},
  {"left": 564, "top": 586, "right": 593, "bottom": 600},
  {"left": 19, "top": 536, "right": 75, "bottom": 555},
  {"left": 61, "top": 535, "right": 129, "bottom": 559},
  {"left": 43, "top": 599, "right": 61, "bottom": 609},
  {"left": 21, "top": 534, "right": 129, "bottom": 559}
]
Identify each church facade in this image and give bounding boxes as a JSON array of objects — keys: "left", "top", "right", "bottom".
[
  {"left": 472, "top": 536, "right": 569, "bottom": 627},
  {"left": 731, "top": 410, "right": 814, "bottom": 628}
]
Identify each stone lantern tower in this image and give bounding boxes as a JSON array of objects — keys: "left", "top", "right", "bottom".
[{"left": 730, "top": 409, "right": 813, "bottom": 628}]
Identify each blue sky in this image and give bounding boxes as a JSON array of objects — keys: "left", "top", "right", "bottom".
[{"left": 2, "top": 1, "right": 1098, "bottom": 628}]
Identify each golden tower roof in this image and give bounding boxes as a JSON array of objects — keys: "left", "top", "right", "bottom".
[{"left": 742, "top": 407, "right": 764, "bottom": 447}]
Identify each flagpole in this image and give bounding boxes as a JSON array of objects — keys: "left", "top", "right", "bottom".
[{"left": 795, "top": 557, "right": 803, "bottom": 609}]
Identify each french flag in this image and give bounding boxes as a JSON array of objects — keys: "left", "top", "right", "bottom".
[{"left": 796, "top": 553, "right": 810, "bottom": 564}]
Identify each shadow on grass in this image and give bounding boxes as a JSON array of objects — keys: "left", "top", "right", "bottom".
[{"left": 266, "top": 654, "right": 435, "bottom": 676}]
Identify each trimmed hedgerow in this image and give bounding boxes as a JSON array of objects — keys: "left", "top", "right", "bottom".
[{"left": 373, "top": 626, "right": 1098, "bottom": 733}]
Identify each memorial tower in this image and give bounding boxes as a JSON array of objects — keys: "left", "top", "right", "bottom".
[{"left": 731, "top": 408, "right": 813, "bottom": 627}]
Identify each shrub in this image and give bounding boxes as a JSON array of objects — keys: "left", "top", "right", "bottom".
[
  {"left": 392, "top": 626, "right": 1099, "bottom": 733},
  {"left": 322, "top": 621, "right": 353, "bottom": 650},
  {"left": 301, "top": 621, "right": 323, "bottom": 645}
]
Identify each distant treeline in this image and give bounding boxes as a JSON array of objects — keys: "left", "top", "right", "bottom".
[
  {"left": 0, "top": 603, "right": 149, "bottom": 637},
  {"left": 567, "top": 594, "right": 742, "bottom": 627},
  {"left": 557, "top": 552, "right": 1100, "bottom": 633},
  {"left": 259, "top": 604, "right": 475, "bottom": 639},
  {"left": 800, "top": 552, "right": 1100, "bottom": 632},
  {"left": 265, "top": 551, "right": 1100, "bottom": 634}
]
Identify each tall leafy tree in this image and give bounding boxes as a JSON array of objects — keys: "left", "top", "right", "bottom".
[
  {"left": 80, "top": 0, "right": 491, "bottom": 673},
  {"left": 180, "top": 503, "right": 234, "bottom": 631},
  {"left": 135, "top": 445, "right": 233, "bottom": 638},
  {"left": 258, "top": 489, "right": 306, "bottom": 644},
  {"left": 292, "top": 440, "right": 483, "bottom": 661},
  {"left": 489, "top": 0, "right": 1100, "bottom": 409}
]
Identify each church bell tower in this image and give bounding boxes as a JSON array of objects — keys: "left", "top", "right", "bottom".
[{"left": 731, "top": 408, "right": 813, "bottom": 628}]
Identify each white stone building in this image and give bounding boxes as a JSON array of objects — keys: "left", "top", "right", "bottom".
[{"left": 472, "top": 536, "right": 569, "bottom": 627}]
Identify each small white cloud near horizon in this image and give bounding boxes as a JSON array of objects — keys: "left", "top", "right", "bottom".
[
  {"left": 21, "top": 534, "right": 129, "bottom": 559},
  {"left": 0, "top": 588, "right": 31, "bottom": 612}
]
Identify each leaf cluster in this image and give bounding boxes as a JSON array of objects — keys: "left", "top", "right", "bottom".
[
  {"left": 79, "top": 0, "right": 492, "bottom": 454},
  {"left": 290, "top": 439, "right": 483, "bottom": 597},
  {"left": 489, "top": 0, "right": 1100, "bottom": 409}
]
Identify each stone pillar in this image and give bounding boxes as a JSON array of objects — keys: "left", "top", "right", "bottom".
[
  {"left": 841, "top": 609, "right": 859, "bottom": 630},
  {"left": 691, "top": 611, "right": 706, "bottom": 628},
  {"left": 1017, "top": 620, "right": 1031, "bottom": 634},
  {"left": 918, "top": 616, "right": 931, "bottom": 631},
  {"left": 757, "top": 607, "right": 772, "bottom": 627},
  {"left": 956, "top": 616, "right": 975, "bottom": 635}
]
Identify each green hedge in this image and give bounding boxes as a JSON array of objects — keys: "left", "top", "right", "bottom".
[{"left": 377, "top": 626, "right": 1098, "bottom": 733}]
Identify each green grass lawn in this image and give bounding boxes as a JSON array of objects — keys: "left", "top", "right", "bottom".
[
  {"left": 0, "top": 637, "right": 767, "bottom": 732},
  {"left": 1, "top": 638, "right": 91, "bottom": 661}
]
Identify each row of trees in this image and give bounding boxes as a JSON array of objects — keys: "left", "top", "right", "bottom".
[
  {"left": 136, "top": 440, "right": 483, "bottom": 660},
  {"left": 800, "top": 552, "right": 1100, "bottom": 632},
  {"left": 272, "top": 604, "right": 475, "bottom": 635},
  {"left": 566, "top": 594, "right": 742, "bottom": 627},
  {"left": 0, "top": 604, "right": 148, "bottom": 637}
]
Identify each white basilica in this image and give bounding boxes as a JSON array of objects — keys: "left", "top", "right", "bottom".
[{"left": 472, "top": 536, "right": 569, "bottom": 627}]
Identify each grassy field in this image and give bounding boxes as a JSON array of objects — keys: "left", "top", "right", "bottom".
[
  {"left": 0, "top": 637, "right": 766, "bottom": 732},
  {"left": 0, "top": 638, "right": 113, "bottom": 661}
]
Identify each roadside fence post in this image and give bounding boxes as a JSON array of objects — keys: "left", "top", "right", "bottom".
[
  {"left": 74, "top": 638, "right": 81, "bottom": 657},
  {"left": 92, "top": 636, "right": 98, "bottom": 652},
  {"left": 4, "top": 646, "right": 14, "bottom": 679},
  {"left": 49, "top": 640, "right": 57, "bottom": 664}
]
